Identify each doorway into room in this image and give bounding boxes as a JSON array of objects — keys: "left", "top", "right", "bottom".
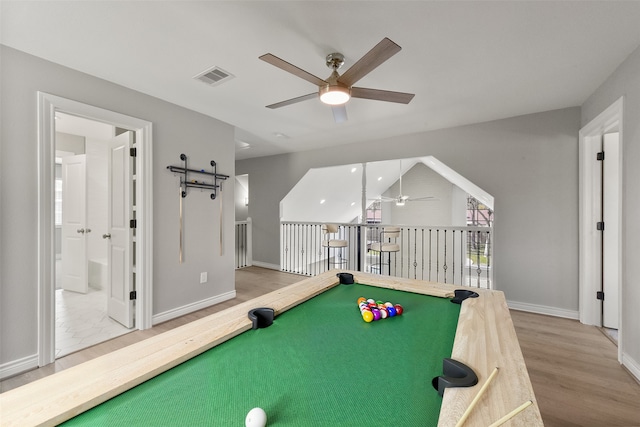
[
  {"left": 579, "top": 97, "right": 623, "bottom": 359},
  {"left": 38, "top": 93, "right": 153, "bottom": 367},
  {"left": 54, "top": 113, "right": 134, "bottom": 357}
]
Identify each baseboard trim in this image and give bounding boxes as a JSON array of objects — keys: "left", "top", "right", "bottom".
[
  {"left": 251, "top": 261, "right": 281, "bottom": 271},
  {"left": 507, "top": 300, "right": 579, "bottom": 320},
  {"left": 0, "top": 354, "right": 39, "bottom": 380},
  {"left": 622, "top": 352, "right": 640, "bottom": 384},
  {"left": 152, "top": 290, "right": 236, "bottom": 325}
]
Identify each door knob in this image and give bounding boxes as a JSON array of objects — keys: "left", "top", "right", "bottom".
[
  {"left": 76, "top": 228, "right": 85, "bottom": 234},
  {"left": 102, "top": 233, "right": 111, "bottom": 239}
]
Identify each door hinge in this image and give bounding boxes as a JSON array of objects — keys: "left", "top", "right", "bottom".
[
  {"left": 130, "top": 147, "right": 137, "bottom": 157},
  {"left": 129, "top": 291, "right": 137, "bottom": 300},
  {"left": 130, "top": 219, "right": 137, "bottom": 229},
  {"left": 596, "top": 222, "right": 605, "bottom": 231},
  {"left": 596, "top": 291, "right": 604, "bottom": 301},
  {"left": 596, "top": 151, "right": 605, "bottom": 161}
]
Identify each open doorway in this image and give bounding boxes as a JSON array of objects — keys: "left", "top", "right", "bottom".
[
  {"left": 38, "top": 93, "right": 153, "bottom": 367},
  {"left": 54, "top": 113, "right": 133, "bottom": 357},
  {"left": 579, "top": 97, "right": 623, "bottom": 360}
]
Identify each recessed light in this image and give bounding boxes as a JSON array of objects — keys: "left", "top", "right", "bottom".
[
  {"left": 320, "top": 199, "right": 326, "bottom": 204},
  {"left": 378, "top": 177, "right": 382, "bottom": 181},
  {"left": 351, "top": 202, "right": 356, "bottom": 206},
  {"left": 351, "top": 167, "right": 357, "bottom": 173},
  {"left": 274, "top": 132, "right": 290, "bottom": 138}
]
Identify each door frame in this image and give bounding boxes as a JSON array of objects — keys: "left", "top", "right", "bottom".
[
  {"left": 578, "top": 96, "right": 623, "bottom": 362},
  {"left": 37, "top": 92, "right": 154, "bottom": 366}
]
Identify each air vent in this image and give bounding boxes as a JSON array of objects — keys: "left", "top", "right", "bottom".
[{"left": 194, "top": 66, "right": 235, "bottom": 87}]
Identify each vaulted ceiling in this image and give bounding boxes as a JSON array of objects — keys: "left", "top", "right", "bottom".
[{"left": 2, "top": 1, "right": 640, "bottom": 160}]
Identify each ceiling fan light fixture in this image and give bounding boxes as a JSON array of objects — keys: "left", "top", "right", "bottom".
[
  {"left": 395, "top": 199, "right": 405, "bottom": 207},
  {"left": 319, "top": 85, "right": 350, "bottom": 105}
]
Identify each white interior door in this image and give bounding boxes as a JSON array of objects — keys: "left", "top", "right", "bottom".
[
  {"left": 602, "top": 132, "right": 619, "bottom": 329},
  {"left": 107, "top": 132, "right": 133, "bottom": 328},
  {"left": 61, "top": 155, "right": 88, "bottom": 293}
]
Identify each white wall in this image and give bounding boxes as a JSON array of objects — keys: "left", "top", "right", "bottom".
[
  {"left": 234, "top": 175, "right": 249, "bottom": 221},
  {"left": 236, "top": 107, "right": 581, "bottom": 316},
  {"left": 0, "top": 45, "right": 235, "bottom": 370},
  {"left": 383, "top": 163, "right": 456, "bottom": 226},
  {"left": 581, "top": 44, "right": 640, "bottom": 377}
]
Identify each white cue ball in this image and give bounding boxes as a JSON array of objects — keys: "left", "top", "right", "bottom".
[{"left": 245, "top": 407, "right": 267, "bottom": 427}]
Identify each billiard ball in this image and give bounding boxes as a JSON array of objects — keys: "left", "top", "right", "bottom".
[
  {"left": 379, "top": 307, "right": 388, "bottom": 319},
  {"left": 387, "top": 306, "right": 397, "bottom": 317},
  {"left": 357, "top": 297, "right": 366, "bottom": 304},
  {"left": 245, "top": 407, "right": 267, "bottom": 427},
  {"left": 362, "top": 310, "right": 374, "bottom": 323},
  {"left": 394, "top": 304, "right": 404, "bottom": 315}
]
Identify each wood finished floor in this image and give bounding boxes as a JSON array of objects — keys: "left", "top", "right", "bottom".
[{"left": 2, "top": 267, "right": 640, "bottom": 426}]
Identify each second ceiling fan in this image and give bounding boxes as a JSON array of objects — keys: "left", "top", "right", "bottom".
[
  {"left": 259, "top": 37, "right": 415, "bottom": 123},
  {"left": 371, "top": 160, "right": 437, "bottom": 206}
]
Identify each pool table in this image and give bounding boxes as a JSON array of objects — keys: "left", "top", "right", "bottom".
[{"left": 0, "top": 271, "right": 543, "bottom": 426}]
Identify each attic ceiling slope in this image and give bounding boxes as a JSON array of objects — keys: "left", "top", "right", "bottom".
[{"left": 2, "top": 1, "right": 640, "bottom": 160}]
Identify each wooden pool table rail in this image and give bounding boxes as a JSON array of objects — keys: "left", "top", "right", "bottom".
[
  {"left": 351, "top": 272, "right": 543, "bottom": 426},
  {"left": 0, "top": 271, "right": 542, "bottom": 426}
]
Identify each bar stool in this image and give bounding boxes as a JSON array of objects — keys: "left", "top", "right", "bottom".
[
  {"left": 321, "top": 224, "right": 348, "bottom": 270},
  {"left": 370, "top": 226, "right": 400, "bottom": 275}
]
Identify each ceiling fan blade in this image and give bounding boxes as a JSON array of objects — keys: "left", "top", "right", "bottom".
[
  {"left": 351, "top": 87, "right": 415, "bottom": 104},
  {"left": 408, "top": 196, "right": 438, "bottom": 202},
  {"left": 337, "top": 37, "right": 402, "bottom": 87},
  {"left": 259, "top": 53, "right": 328, "bottom": 87},
  {"left": 266, "top": 93, "right": 317, "bottom": 109},
  {"left": 332, "top": 105, "right": 348, "bottom": 123}
]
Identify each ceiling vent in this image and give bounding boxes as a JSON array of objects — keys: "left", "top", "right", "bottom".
[{"left": 194, "top": 66, "right": 235, "bottom": 87}]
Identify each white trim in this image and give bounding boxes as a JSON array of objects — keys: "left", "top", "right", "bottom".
[
  {"left": 152, "top": 291, "right": 236, "bottom": 325},
  {"left": 621, "top": 351, "right": 640, "bottom": 383},
  {"left": 578, "top": 96, "right": 624, "bottom": 364},
  {"left": 37, "top": 93, "right": 56, "bottom": 367},
  {"left": 508, "top": 301, "right": 579, "bottom": 320},
  {"left": 419, "top": 155, "right": 494, "bottom": 211},
  {"left": 252, "top": 261, "right": 282, "bottom": 271},
  {"left": 37, "top": 93, "right": 154, "bottom": 367},
  {"left": 246, "top": 217, "right": 253, "bottom": 266},
  {"left": 0, "top": 354, "right": 39, "bottom": 380}
]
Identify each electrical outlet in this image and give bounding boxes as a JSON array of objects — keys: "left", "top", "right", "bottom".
[{"left": 200, "top": 272, "right": 208, "bottom": 284}]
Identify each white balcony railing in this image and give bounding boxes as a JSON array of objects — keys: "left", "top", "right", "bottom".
[
  {"left": 235, "top": 218, "right": 252, "bottom": 269},
  {"left": 280, "top": 222, "right": 492, "bottom": 289}
]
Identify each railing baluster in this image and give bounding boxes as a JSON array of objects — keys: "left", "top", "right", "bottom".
[
  {"left": 451, "top": 230, "right": 455, "bottom": 285},
  {"left": 443, "top": 230, "right": 448, "bottom": 283}
]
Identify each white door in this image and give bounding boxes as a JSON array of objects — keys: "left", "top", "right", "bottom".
[
  {"left": 602, "top": 132, "right": 619, "bottom": 329},
  {"left": 61, "top": 155, "right": 88, "bottom": 293},
  {"left": 107, "top": 132, "right": 133, "bottom": 328}
]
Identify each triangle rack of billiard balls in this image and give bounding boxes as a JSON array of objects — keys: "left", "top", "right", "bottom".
[{"left": 357, "top": 297, "right": 404, "bottom": 323}]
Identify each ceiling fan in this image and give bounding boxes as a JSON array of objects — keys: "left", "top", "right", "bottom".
[
  {"left": 259, "top": 37, "right": 415, "bottom": 123},
  {"left": 373, "top": 160, "right": 436, "bottom": 206}
]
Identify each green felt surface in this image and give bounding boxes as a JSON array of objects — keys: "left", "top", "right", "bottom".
[{"left": 62, "top": 283, "right": 460, "bottom": 426}]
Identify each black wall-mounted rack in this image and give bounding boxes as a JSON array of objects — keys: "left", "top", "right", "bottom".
[{"left": 167, "top": 153, "right": 229, "bottom": 200}]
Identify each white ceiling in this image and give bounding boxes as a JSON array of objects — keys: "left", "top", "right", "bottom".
[
  {"left": 281, "top": 156, "right": 494, "bottom": 223},
  {"left": 2, "top": 1, "right": 640, "bottom": 160}
]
